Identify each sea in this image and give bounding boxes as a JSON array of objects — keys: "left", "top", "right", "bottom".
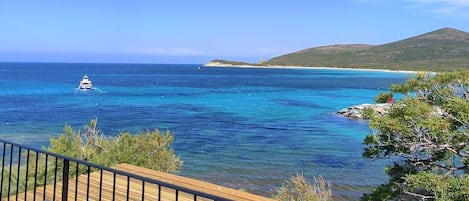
[{"left": 0, "top": 62, "right": 413, "bottom": 200}]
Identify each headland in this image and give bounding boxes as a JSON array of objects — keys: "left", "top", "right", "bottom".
[{"left": 205, "top": 28, "right": 469, "bottom": 72}]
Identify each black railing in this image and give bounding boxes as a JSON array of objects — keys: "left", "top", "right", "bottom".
[{"left": 0, "top": 139, "right": 231, "bottom": 201}]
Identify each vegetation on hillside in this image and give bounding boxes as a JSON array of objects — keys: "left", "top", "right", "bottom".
[
  {"left": 207, "top": 59, "right": 262, "bottom": 66},
  {"left": 208, "top": 28, "right": 469, "bottom": 71},
  {"left": 362, "top": 71, "right": 469, "bottom": 200}
]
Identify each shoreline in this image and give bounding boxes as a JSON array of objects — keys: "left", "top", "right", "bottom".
[{"left": 204, "top": 63, "right": 420, "bottom": 74}]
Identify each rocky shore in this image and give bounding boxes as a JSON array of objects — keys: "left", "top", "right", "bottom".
[{"left": 337, "top": 103, "right": 391, "bottom": 119}]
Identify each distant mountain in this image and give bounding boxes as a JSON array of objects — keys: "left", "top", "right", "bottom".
[{"left": 207, "top": 28, "right": 469, "bottom": 71}]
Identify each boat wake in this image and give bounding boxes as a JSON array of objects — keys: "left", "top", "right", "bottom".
[{"left": 75, "top": 87, "right": 106, "bottom": 93}]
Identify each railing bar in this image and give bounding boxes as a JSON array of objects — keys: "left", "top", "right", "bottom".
[
  {"left": 53, "top": 157, "right": 58, "bottom": 201},
  {"left": 86, "top": 166, "right": 90, "bottom": 201},
  {"left": 0, "top": 143, "right": 6, "bottom": 198},
  {"left": 43, "top": 154, "right": 49, "bottom": 201},
  {"left": 0, "top": 139, "right": 226, "bottom": 200},
  {"left": 99, "top": 169, "right": 103, "bottom": 201},
  {"left": 194, "top": 194, "right": 197, "bottom": 201},
  {"left": 33, "top": 152, "right": 39, "bottom": 201},
  {"left": 112, "top": 172, "right": 116, "bottom": 201},
  {"left": 15, "top": 146, "right": 22, "bottom": 200},
  {"left": 141, "top": 181, "right": 145, "bottom": 201},
  {"left": 0, "top": 139, "right": 232, "bottom": 201},
  {"left": 126, "top": 176, "right": 130, "bottom": 201},
  {"left": 176, "top": 189, "right": 179, "bottom": 201},
  {"left": 61, "top": 159, "right": 70, "bottom": 201},
  {"left": 75, "top": 162, "right": 79, "bottom": 201},
  {"left": 24, "top": 149, "right": 30, "bottom": 201},
  {"left": 7, "top": 144, "right": 14, "bottom": 200},
  {"left": 158, "top": 185, "right": 161, "bottom": 201}
]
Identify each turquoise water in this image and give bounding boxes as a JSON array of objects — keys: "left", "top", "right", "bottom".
[{"left": 0, "top": 62, "right": 413, "bottom": 199}]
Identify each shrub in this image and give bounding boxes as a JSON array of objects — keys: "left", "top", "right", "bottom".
[
  {"left": 1, "top": 119, "right": 182, "bottom": 198},
  {"left": 47, "top": 119, "right": 183, "bottom": 173},
  {"left": 276, "top": 175, "right": 332, "bottom": 201},
  {"left": 374, "top": 92, "right": 393, "bottom": 103}
]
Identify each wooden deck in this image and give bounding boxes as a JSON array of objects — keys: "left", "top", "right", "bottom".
[{"left": 5, "top": 163, "right": 275, "bottom": 201}]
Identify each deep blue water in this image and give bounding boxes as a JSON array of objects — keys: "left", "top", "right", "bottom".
[{"left": 0, "top": 62, "right": 412, "bottom": 199}]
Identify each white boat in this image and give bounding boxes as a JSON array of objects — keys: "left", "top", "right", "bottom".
[{"left": 79, "top": 75, "right": 92, "bottom": 90}]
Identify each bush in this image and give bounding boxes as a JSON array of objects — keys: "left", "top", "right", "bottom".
[
  {"left": 1, "top": 119, "right": 182, "bottom": 198},
  {"left": 374, "top": 92, "right": 393, "bottom": 103},
  {"left": 47, "top": 119, "right": 183, "bottom": 173},
  {"left": 403, "top": 172, "right": 469, "bottom": 200},
  {"left": 276, "top": 175, "right": 332, "bottom": 201}
]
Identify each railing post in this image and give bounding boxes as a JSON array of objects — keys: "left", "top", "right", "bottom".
[
  {"left": 0, "top": 139, "right": 233, "bottom": 201},
  {"left": 62, "top": 159, "right": 70, "bottom": 201},
  {"left": 0, "top": 142, "right": 6, "bottom": 198}
]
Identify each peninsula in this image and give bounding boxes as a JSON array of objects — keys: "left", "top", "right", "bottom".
[{"left": 205, "top": 28, "right": 469, "bottom": 71}]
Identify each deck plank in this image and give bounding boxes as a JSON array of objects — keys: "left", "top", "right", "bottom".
[
  {"left": 5, "top": 163, "right": 275, "bottom": 201},
  {"left": 113, "top": 163, "right": 274, "bottom": 201}
]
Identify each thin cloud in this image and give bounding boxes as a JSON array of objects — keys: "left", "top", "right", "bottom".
[
  {"left": 355, "top": 0, "right": 469, "bottom": 17},
  {"left": 121, "top": 47, "right": 286, "bottom": 59},
  {"left": 121, "top": 47, "right": 207, "bottom": 56},
  {"left": 409, "top": 0, "right": 469, "bottom": 7},
  {"left": 406, "top": 0, "right": 469, "bottom": 15}
]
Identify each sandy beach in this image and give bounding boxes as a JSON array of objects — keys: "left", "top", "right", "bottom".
[{"left": 204, "top": 62, "right": 420, "bottom": 74}]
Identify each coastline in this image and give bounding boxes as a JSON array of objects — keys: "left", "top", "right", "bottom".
[{"left": 204, "top": 62, "right": 419, "bottom": 74}]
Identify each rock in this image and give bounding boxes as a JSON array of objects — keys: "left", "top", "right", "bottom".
[
  {"left": 338, "top": 103, "right": 446, "bottom": 120},
  {"left": 337, "top": 103, "right": 391, "bottom": 120}
]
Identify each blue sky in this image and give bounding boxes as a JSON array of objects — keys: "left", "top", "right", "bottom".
[{"left": 1, "top": 0, "right": 468, "bottom": 64}]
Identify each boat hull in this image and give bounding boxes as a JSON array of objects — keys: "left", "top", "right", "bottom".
[{"left": 79, "top": 75, "right": 92, "bottom": 89}]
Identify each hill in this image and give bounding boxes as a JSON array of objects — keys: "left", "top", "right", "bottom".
[
  {"left": 207, "top": 28, "right": 469, "bottom": 71},
  {"left": 204, "top": 59, "right": 261, "bottom": 67}
]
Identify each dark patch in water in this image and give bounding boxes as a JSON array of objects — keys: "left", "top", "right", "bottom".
[{"left": 272, "top": 98, "right": 325, "bottom": 109}]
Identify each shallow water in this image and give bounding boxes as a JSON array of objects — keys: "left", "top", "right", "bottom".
[{"left": 0, "top": 62, "right": 412, "bottom": 199}]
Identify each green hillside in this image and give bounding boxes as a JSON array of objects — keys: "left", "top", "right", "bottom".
[
  {"left": 208, "top": 28, "right": 469, "bottom": 71},
  {"left": 267, "top": 28, "right": 469, "bottom": 71}
]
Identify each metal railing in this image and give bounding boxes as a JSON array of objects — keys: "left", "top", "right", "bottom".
[{"left": 0, "top": 139, "right": 231, "bottom": 201}]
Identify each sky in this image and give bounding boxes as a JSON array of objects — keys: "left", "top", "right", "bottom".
[{"left": 0, "top": 0, "right": 468, "bottom": 64}]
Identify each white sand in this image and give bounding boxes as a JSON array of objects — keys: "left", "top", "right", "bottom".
[{"left": 204, "top": 62, "right": 421, "bottom": 74}]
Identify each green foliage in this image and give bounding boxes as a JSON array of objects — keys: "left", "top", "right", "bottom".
[
  {"left": 361, "top": 107, "right": 376, "bottom": 120},
  {"left": 47, "top": 119, "right": 183, "bottom": 173},
  {"left": 363, "top": 71, "right": 469, "bottom": 200},
  {"left": 2, "top": 119, "right": 182, "bottom": 198},
  {"left": 276, "top": 175, "right": 332, "bottom": 201},
  {"left": 98, "top": 130, "right": 181, "bottom": 172},
  {"left": 403, "top": 172, "right": 469, "bottom": 201},
  {"left": 374, "top": 92, "right": 393, "bottom": 103}
]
